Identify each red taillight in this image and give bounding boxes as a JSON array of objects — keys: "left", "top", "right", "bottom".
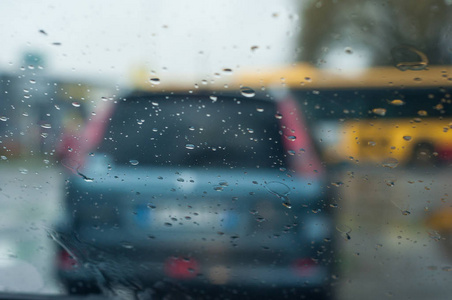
[
  {"left": 277, "top": 95, "right": 324, "bottom": 178},
  {"left": 164, "top": 257, "right": 199, "bottom": 279},
  {"left": 58, "top": 249, "right": 78, "bottom": 270},
  {"left": 292, "top": 258, "right": 318, "bottom": 277}
]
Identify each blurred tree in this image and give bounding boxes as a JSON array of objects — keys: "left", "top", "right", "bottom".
[{"left": 298, "top": 0, "right": 452, "bottom": 68}]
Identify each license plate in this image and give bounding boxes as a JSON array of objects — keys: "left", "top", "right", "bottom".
[{"left": 135, "top": 205, "right": 239, "bottom": 231}]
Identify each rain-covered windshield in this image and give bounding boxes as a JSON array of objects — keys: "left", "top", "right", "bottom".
[{"left": 0, "top": 1, "right": 451, "bottom": 300}]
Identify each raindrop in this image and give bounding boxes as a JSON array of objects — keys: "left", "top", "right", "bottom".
[
  {"left": 83, "top": 177, "right": 94, "bottom": 183},
  {"left": 403, "top": 136, "right": 412, "bottom": 141},
  {"left": 275, "top": 113, "right": 283, "bottom": 119},
  {"left": 391, "top": 45, "right": 428, "bottom": 71},
  {"left": 177, "top": 178, "right": 185, "bottom": 182},
  {"left": 185, "top": 144, "right": 195, "bottom": 150},
  {"left": 372, "top": 108, "right": 386, "bottom": 116},
  {"left": 344, "top": 47, "right": 353, "bottom": 54},
  {"left": 401, "top": 210, "right": 411, "bottom": 216},
  {"left": 265, "top": 181, "right": 292, "bottom": 209},
  {"left": 256, "top": 107, "right": 264, "bottom": 112},
  {"left": 336, "top": 224, "right": 352, "bottom": 240},
  {"left": 286, "top": 135, "right": 296, "bottom": 141},
  {"left": 188, "top": 126, "right": 195, "bottom": 131},
  {"left": 240, "top": 87, "right": 256, "bottom": 98},
  {"left": 368, "top": 141, "right": 376, "bottom": 146},
  {"left": 19, "top": 168, "right": 28, "bottom": 175},
  {"left": 150, "top": 78, "right": 160, "bottom": 85},
  {"left": 164, "top": 222, "right": 173, "bottom": 227},
  {"left": 381, "top": 158, "right": 399, "bottom": 169},
  {"left": 120, "top": 241, "right": 134, "bottom": 249},
  {"left": 417, "top": 110, "right": 428, "bottom": 117},
  {"left": 0, "top": 116, "right": 8, "bottom": 122},
  {"left": 214, "top": 186, "right": 223, "bottom": 192},
  {"left": 209, "top": 95, "right": 217, "bottom": 102},
  {"left": 428, "top": 230, "right": 441, "bottom": 241},
  {"left": 287, "top": 150, "right": 296, "bottom": 156},
  {"left": 129, "top": 160, "right": 139, "bottom": 166},
  {"left": 331, "top": 181, "right": 344, "bottom": 187},
  {"left": 71, "top": 102, "right": 80, "bottom": 107},
  {"left": 388, "top": 99, "right": 405, "bottom": 106},
  {"left": 222, "top": 68, "right": 233, "bottom": 74},
  {"left": 41, "top": 124, "right": 52, "bottom": 129}
]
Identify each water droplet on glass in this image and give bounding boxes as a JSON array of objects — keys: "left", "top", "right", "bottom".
[
  {"left": 275, "top": 113, "right": 283, "bottom": 119},
  {"left": 287, "top": 150, "right": 296, "bottom": 156},
  {"left": 403, "top": 136, "right": 412, "bottom": 141},
  {"left": 256, "top": 107, "right": 264, "bottom": 113},
  {"left": 150, "top": 78, "right": 160, "bottom": 85},
  {"left": 120, "top": 241, "right": 134, "bottom": 249},
  {"left": 222, "top": 68, "right": 233, "bottom": 74},
  {"left": 336, "top": 224, "right": 352, "bottom": 240},
  {"left": 240, "top": 87, "right": 256, "bottom": 98},
  {"left": 417, "top": 110, "right": 428, "bottom": 117},
  {"left": 368, "top": 141, "right": 376, "bottom": 146},
  {"left": 210, "top": 95, "right": 217, "bottom": 102},
  {"left": 185, "top": 144, "right": 195, "bottom": 150},
  {"left": 372, "top": 108, "right": 386, "bottom": 116},
  {"left": 188, "top": 126, "right": 195, "bottom": 131},
  {"left": 177, "top": 178, "right": 185, "bottom": 182},
  {"left": 265, "top": 181, "right": 292, "bottom": 209},
  {"left": 72, "top": 102, "right": 80, "bottom": 108},
  {"left": 214, "top": 186, "right": 223, "bottom": 192},
  {"left": 286, "top": 135, "right": 296, "bottom": 141},
  {"left": 0, "top": 116, "right": 8, "bottom": 122},
  {"left": 382, "top": 158, "right": 399, "bottom": 169},
  {"left": 129, "top": 160, "right": 139, "bottom": 166},
  {"left": 392, "top": 45, "right": 429, "bottom": 71},
  {"left": 428, "top": 230, "right": 441, "bottom": 241},
  {"left": 344, "top": 47, "right": 353, "bottom": 54},
  {"left": 401, "top": 210, "right": 411, "bottom": 216},
  {"left": 41, "top": 124, "right": 51, "bottom": 129},
  {"left": 331, "top": 181, "right": 344, "bottom": 187},
  {"left": 389, "top": 99, "right": 405, "bottom": 106},
  {"left": 19, "top": 168, "right": 28, "bottom": 175}
]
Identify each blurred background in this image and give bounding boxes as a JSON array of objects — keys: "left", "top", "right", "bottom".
[{"left": 0, "top": 0, "right": 451, "bottom": 298}]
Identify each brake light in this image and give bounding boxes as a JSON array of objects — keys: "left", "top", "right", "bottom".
[
  {"left": 292, "top": 258, "right": 318, "bottom": 277},
  {"left": 277, "top": 95, "right": 323, "bottom": 177},
  {"left": 164, "top": 257, "right": 199, "bottom": 279}
]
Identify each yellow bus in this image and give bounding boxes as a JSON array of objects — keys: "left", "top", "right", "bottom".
[{"left": 236, "top": 63, "right": 452, "bottom": 167}]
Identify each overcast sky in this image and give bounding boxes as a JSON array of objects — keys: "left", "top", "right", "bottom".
[{"left": 0, "top": 0, "right": 300, "bottom": 87}]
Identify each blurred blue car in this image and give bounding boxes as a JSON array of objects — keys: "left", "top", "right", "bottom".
[{"left": 53, "top": 90, "right": 335, "bottom": 299}]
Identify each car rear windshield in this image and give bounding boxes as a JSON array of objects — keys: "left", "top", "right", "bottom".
[{"left": 98, "top": 94, "right": 287, "bottom": 169}]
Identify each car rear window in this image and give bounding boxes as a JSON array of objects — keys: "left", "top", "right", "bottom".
[{"left": 98, "top": 94, "right": 287, "bottom": 169}]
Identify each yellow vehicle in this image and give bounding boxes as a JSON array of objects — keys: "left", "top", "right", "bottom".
[{"left": 236, "top": 63, "right": 452, "bottom": 166}]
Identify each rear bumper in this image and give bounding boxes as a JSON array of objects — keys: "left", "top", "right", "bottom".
[{"left": 58, "top": 261, "right": 330, "bottom": 289}]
